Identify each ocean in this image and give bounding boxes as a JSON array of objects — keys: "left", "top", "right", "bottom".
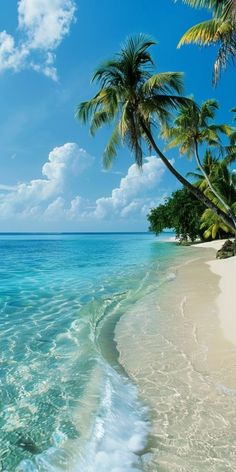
[{"left": 0, "top": 232, "right": 184, "bottom": 472}]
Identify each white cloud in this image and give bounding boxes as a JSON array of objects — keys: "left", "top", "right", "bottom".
[
  {"left": 0, "top": 143, "right": 92, "bottom": 218},
  {"left": 43, "top": 196, "right": 66, "bottom": 220},
  {"left": 0, "top": 149, "right": 168, "bottom": 229},
  {"left": 91, "top": 157, "right": 167, "bottom": 220},
  {"left": 0, "top": 184, "right": 17, "bottom": 191},
  {"left": 0, "top": 31, "right": 28, "bottom": 73},
  {"left": 0, "top": 0, "right": 76, "bottom": 80}
]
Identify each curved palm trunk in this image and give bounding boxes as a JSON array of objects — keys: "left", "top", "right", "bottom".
[
  {"left": 194, "top": 140, "right": 236, "bottom": 234},
  {"left": 141, "top": 121, "right": 236, "bottom": 233}
]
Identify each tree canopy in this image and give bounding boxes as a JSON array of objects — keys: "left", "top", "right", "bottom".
[{"left": 148, "top": 188, "right": 206, "bottom": 242}]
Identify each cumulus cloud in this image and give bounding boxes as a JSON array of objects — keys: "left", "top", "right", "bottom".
[
  {"left": 91, "top": 157, "right": 167, "bottom": 220},
  {"left": 0, "top": 143, "right": 92, "bottom": 219},
  {"left": 0, "top": 0, "right": 76, "bottom": 80},
  {"left": 0, "top": 149, "right": 168, "bottom": 229},
  {"left": 0, "top": 184, "right": 17, "bottom": 191}
]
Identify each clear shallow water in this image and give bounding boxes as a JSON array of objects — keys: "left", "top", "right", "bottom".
[
  {"left": 0, "top": 232, "right": 182, "bottom": 471},
  {"left": 116, "top": 248, "right": 236, "bottom": 472}
]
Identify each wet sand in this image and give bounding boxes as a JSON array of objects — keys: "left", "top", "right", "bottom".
[{"left": 115, "top": 246, "right": 236, "bottom": 471}]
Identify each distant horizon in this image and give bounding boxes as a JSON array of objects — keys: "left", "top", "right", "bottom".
[{"left": 0, "top": 230, "right": 174, "bottom": 235}]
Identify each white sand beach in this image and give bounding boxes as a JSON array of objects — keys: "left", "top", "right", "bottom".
[
  {"left": 193, "top": 240, "right": 236, "bottom": 347},
  {"left": 116, "top": 241, "right": 236, "bottom": 471}
]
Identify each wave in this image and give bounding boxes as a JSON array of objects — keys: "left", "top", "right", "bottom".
[
  {"left": 16, "top": 362, "right": 150, "bottom": 472},
  {"left": 72, "top": 362, "right": 150, "bottom": 472}
]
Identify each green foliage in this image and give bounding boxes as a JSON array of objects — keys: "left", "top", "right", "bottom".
[
  {"left": 77, "top": 33, "right": 236, "bottom": 234},
  {"left": 200, "top": 208, "right": 233, "bottom": 239},
  {"left": 163, "top": 99, "right": 236, "bottom": 229},
  {"left": 177, "top": 0, "right": 236, "bottom": 84},
  {"left": 76, "top": 34, "right": 188, "bottom": 169},
  {"left": 188, "top": 150, "right": 236, "bottom": 239},
  {"left": 148, "top": 187, "right": 205, "bottom": 242},
  {"left": 163, "top": 98, "right": 232, "bottom": 157},
  {"left": 189, "top": 150, "right": 236, "bottom": 208}
]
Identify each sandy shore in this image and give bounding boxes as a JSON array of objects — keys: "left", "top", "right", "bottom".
[
  {"left": 193, "top": 239, "right": 236, "bottom": 346},
  {"left": 115, "top": 242, "right": 236, "bottom": 471}
]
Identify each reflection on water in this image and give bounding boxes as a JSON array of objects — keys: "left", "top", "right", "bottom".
[{"left": 0, "top": 233, "right": 183, "bottom": 471}]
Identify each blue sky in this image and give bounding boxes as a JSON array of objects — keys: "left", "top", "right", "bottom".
[{"left": 0, "top": 0, "right": 235, "bottom": 232}]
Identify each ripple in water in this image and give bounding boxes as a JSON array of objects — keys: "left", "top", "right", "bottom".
[{"left": 0, "top": 233, "right": 182, "bottom": 471}]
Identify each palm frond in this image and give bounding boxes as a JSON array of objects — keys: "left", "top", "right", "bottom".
[
  {"left": 92, "top": 60, "right": 124, "bottom": 87},
  {"left": 142, "top": 72, "right": 184, "bottom": 95},
  {"left": 121, "top": 33, "right": 156, "bottom": 59},
  {"left": 229, "top": 130, "right": 236, "bottom": 144},
  {"left": 223, "top": 145, "right": 236, "bottom": 164},
  {"left": 186, "top": 171, "right": 203, "bottom": 179},
  {"left": 178, "top": 19, "right": 225, "bottom": 47},
  {"left": 231, "top": 107, "right": 236, "bottom": 120},
  {"left": 177, "top": 1, "right": 221, "bottom": 11},
  {"left": 209, "top": 123, "right": 233, "bottom": 135},
  {"left": 199, "top": 99, "right": 219, "bottom": 123},
  {"left": 213, "top": 31, "right": 236, "bottom": 85},
  {"left": 103, "top": 125, "right": 121, "bottom": 169},
  {"left": 90, "top": 110, "right": 114, "bottom": 136},
  {"left": 177, "top": 1, "right": 236, "bottom": 84},
  {"left": 76, "top": 98, "right": 98, "bottom": 123}
]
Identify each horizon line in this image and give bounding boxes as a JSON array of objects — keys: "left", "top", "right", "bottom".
[{"left": 0, "top": 230, "right": 173, "bottom": 235}]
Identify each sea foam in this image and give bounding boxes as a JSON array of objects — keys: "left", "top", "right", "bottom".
[
  {"left": 16, "top": 362, "right": 150, "bottom": 472},
  {"left": 73, "top": 362, "right": 150, "bottom": 472}
]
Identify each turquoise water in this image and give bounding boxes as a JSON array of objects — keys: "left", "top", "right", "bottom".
[{"left": 0, "top": 233, "right": 182, "bottom": 471}]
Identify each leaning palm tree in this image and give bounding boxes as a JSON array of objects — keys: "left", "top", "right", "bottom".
[
  {"left": 177, "top": 0, "right": 236, "bottom": 85},
  {"left": 191, "top": 156, "right": 236, "bottom": 238},
  {"left": 189, "top": 148, "right": 236, "bottom": 203},
  {"left": 201, "top": 160, "right": 236, "bottom": 239},
  {"left": 187, "top": 149, "right": 220, "bottom": 192},
  {"left": 164, "top": 98, "right": 236, "bottom": 231},
  {"left": 76, "top": 34, "right": 235, "bottom": 232}
]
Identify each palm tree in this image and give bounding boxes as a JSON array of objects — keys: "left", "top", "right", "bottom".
[
  {"left": 200, "top": 209, "right": 234, "bottom": 239},
  {"left": 76, "top": 34, "right": 235, "bottom": 232},
  {"left": 177, "top": 0, "right": 236, "bottom": 85},
  {"left": 164, "top": 98, "right": 236, "bottom": 231},
  {"left": 200, "top": 164, "right": 236, "bottom": 239},
  {"left": 189, "top": 148, "right": 236, "bottom": 200},
  {"left": 189, "top": 149, "right": 236, "bottom": 238},
  {"left": 187, "top": 149, "right": 220, "bottom": 192}
]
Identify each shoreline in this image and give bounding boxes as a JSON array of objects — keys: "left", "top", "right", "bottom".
[
  {"left": 193, "top": 239, "right": 236, "bottom": 347},
  {"left": 115, "top": 242, "right": 236, "bottom": 470}
]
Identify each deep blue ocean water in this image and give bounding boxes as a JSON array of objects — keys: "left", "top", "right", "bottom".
[{"left": 0, "top": 232, "right": 182, "bottom": 471}]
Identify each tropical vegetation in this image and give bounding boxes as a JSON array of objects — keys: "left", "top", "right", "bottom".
[
  {"left": 147, "top": 187, "right": 205, "bottom": 242},
  {"left": 76, "top": 34, "right": 235, "bottom": 234},
  {"left": 149, "top": 149, "right": 236, "bottom": 241},
  {"left": 178, "top": 0, "right": 236, "bottom": 84},
  {"left": 162, "top": 98, "right": 236, "bottom": 231},
  {"left": 190, "top": 149, "right": 236, "bottom": 238}
]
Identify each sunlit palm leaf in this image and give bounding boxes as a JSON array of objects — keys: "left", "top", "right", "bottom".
[
  {"left": 103, "top": 125, "right": 121, "bottom": 168},
  {"left": 177, "top": 0, "right": 236, "bottom": 84},
  {"left": 178, "top": 19, "right": 225, "bottom": 47},
  {"left": 142, "top": 72, "right": 184, "bottom": 94}
]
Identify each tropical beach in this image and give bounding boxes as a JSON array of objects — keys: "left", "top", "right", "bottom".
[
  {"left": 0, "top": 0, "right": 236, "bottom": 470},
  {"left": 116, "top": 241, "right": 236, "bottom": 471}
]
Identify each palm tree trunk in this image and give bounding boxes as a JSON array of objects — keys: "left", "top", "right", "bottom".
[
  {"left": 141, "top": 121, "right": 236, "bottom": 233},
  {"left": 194, "top": 139, "right": 236, "bottom": 234}
]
